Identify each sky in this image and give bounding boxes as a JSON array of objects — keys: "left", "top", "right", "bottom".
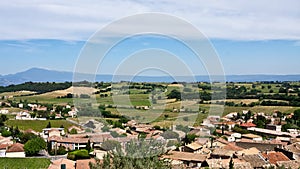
[{"left": 0, "top": 0, "right": 300, "bottom": 76}]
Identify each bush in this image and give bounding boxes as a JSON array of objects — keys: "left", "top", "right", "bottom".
[
  {"left": 1, "top": 130, "right": 12, "bottom": 137},
  {"left": 67, "top": 149, "right": 90, "bottom": 160},
  {"left": 69, "top": 128, "right": 78, "bottom": 134},
  {"left": 57, "top": 145, "right": 67, "bottom": 155}
]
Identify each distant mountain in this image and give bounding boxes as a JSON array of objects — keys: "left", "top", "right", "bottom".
[
  {"left": 0, "top": 68, "right": 300, "bottom": 86},
  {"left": 0, "top": 68, "right": 73, "bottom": 86}
]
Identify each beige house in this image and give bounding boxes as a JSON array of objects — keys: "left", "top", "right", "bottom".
[
  {"left": 5, "top": 143, "right": 25, "bottom": 157},
  {"left": 48, "top": 158, "right": 75, "bottom": 169}
]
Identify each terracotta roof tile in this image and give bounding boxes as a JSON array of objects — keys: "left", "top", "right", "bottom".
[
  {"left": 6, "top": 143, "right": 24, "bottom": 152},
  {"left": 162, "top": 151, "right": 207, "bottom": 162},
  {"left": 76, "top": 159, "right": 96, "bottom": 169},
  {"left": 261, "top": 151, "right": 290, "bottom": 164},
  {"left": 240, "top": 122, "right": 256, "bottom": 127}
]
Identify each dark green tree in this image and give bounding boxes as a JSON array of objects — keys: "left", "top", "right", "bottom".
[
  {"left": 229, "top": 157, "right": 234, "bottom": 169},
  {"left": 46, "top": 121, "right": 51, "bottom": 128},
  {"left": 0, "top": 114, "right": 8, "bottom": 126},
  {"left": 86, "top": 139, "right": 91, "bottom": 152},
  {"left": 167, "top": 89, "right": 181, "bottom": 100},
  {"left": 24, "top": 137, "right": 46, "bottom": 156}
]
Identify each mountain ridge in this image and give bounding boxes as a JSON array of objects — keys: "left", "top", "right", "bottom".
[{"left": 0, "top": 68, "right": 300, "bottom": 86}]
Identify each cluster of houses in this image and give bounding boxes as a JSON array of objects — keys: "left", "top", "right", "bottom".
[
  {"left": 2, "top": 104, "right": 79, "bottom": 120},
  {"left": 1, "top": 108, "right": 300, "bottom": 169}
]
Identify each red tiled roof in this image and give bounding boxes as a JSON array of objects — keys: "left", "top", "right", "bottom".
[
  {"left": 240, "top": 122, "right": 256, "bottom": 127},
  {"left": 6, "top": 143, "right": 24, "bottom": 152},
  {"left": 49, "top": 158, "right": 75, "bottom": 169},
  {"left": 76, "top": 159, "right": 96, "bottom": 169},
  {"left": 162, "top": 151, "right": 207, "bottom": 162},
  {"left": 261, "top": 151, "right": 290, "bottom": 164},
  {"left": 223, "top": 143, "right": 244, "bottom": 151},
  {"left": 0, "top": 144, "right": 10, "bottom": 150},
  {"left": 57, "top": 138, "right": 89, "bottom": 144}
]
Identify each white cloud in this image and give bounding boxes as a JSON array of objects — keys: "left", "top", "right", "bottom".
[{"left": 1, "top": 0, "right": 300, "bottom": 41}]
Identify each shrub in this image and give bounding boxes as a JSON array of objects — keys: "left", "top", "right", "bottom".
[
  {"left": 67, "top": 149, "right": 90, "bottom": 160},
  {"left": 1, "top": 130, "right": 12, "bottom": 137}
]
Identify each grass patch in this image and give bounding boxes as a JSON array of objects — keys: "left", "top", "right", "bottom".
[
  {"left": 5, "top": 120, "right": 75, "bottom": 132},
  {"left": 0, "top": 158, "right": 50, "bottom": 169}
]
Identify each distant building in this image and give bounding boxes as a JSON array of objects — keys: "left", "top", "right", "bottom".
[
  {"left": 266, "top": 124, "right": 282, "bottom": 132},
  {"left": 242, "top": 133, "right": 263, "bottom": 141},
  {"left": 0, "top": 109, "right": 9, "bottom": 114},
  {"left": 42, "top": 128, "right": 65, "bottom": 139}
]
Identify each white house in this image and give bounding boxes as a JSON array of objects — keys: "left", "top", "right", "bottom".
[
  {"left": 18, "top": 103, "right": 23, "bottom": 108},
  {"left": 42, "top": 128, "right": 65, "bottom": 139},
  {"left": 0, "top": 144, "right": 9, "bottom": 157},
  {"left": 227, "top": 136, "right": 235, "bottom": 142},
  {"left": 68, "top": 108, "right": 78, "bottom": 118},
  {"left": 0, "top": 109, "right": 9, "bottom": 114},
  {"left": 15, "top": 111, "right": 47, "bottom": 120},
  {"left": 231, "top": 133, "right": 242, "bottom": 138},
  {"left": 15, "top": 111, "right": 31, "bottom": 120}
]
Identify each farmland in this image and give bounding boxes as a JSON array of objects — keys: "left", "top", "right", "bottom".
[{"left": 1, "top": 81, "right": 300, "bottom": 128}]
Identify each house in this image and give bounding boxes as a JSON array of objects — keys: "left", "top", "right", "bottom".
[
  {"left": 42, "top": 128, "right": 65, "bottom": 139},
  {"left": 15, "top": 111, "right": 31, "bottom": 120},
  {"left": 237, "top": 154, "right": 270, "bottom": 168},
  {"left": 50, "top": 137, "right": 89, "bottom": 150},
  {"left": 236, "top": 147, "right": 260, "bottom": 156},
  {"left": 204, "top": 158, "right": 252, "bottom": 169},
  {"left": 184, "top": 142, "right": 203, "bottom": 153},
  {"left": 76, "top": 159, "right": 96, "bottom": 169},
  {"left": 0, "top": 109, "right": 9, "bottom": 114},
  {"left": 266, "top": 124, "right": 282, "bottom": 132},
  {"left": 5, "top": 143, "right": 25, "bottom": 157},
  {"left": 0, "top": 136, "right": 13, "bottom": 145},
  {"left": 188, "top": 127, "right": 211, "bottom": 137},
  {"left": 236, "top": 139, "right": 287, "bottom": 152},
  {"left": 202, "top": 116, "right": 220, "bottom": 127},
  {"left": 261, "top": 151, "right": 290, "bottom": 165},
  {"left": 212, "top": 138, "right": 229, "bottom": 148},
  {"left": 247, "top": 127, "right": 291, "bottom": 137},
  {"left": 68, "top": 108, "right": 78, "bottom": 118},
  {"left": 162, "top": 151, "right": 207, "bottom": 168},
  {"left": 240, "top": 122, "right": 256, "bottom": 128},
  {"left": 276, "top": 160, "right": 300, "bottom": 169},
  {"left": 15, "top": 111, "right": 47, "bottom": 120},
  {"left": 242, "top": 133, "right": 263, "bottom": 141},
  {"left": 183, "top": 138, "right": 209, "bottom": 153},
  {"left": 0, "top": 144, "right": 9, "bottom": 157},
  {"left": 210, "top": 148, "right": 235, "bottom": 159},
  {"left": 283, "top": 142, "right": 300, "bottom": 160},
  {"left": 224, "top": 112, "right": 238, "bottom": 119},
  {"left": 222, "top": 143, "right": 244, "bottom": 152},
  {"left": 48, "top": 158, "right": 75, "bottom": 169}
]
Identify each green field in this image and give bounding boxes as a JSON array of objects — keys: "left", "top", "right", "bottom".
[
  {"left": 5, "top": 120, "right": 75, "bottom": 132},
  {"left": 15, "top": 95, "right": 73, "bottom": 104},
  {"left": 0, "top": 158, "right": 50, "bottom": 169}
]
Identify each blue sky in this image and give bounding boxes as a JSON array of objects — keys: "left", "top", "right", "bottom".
[{"left": 0, "top": 1, "right": 300, "bottom": 75}]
